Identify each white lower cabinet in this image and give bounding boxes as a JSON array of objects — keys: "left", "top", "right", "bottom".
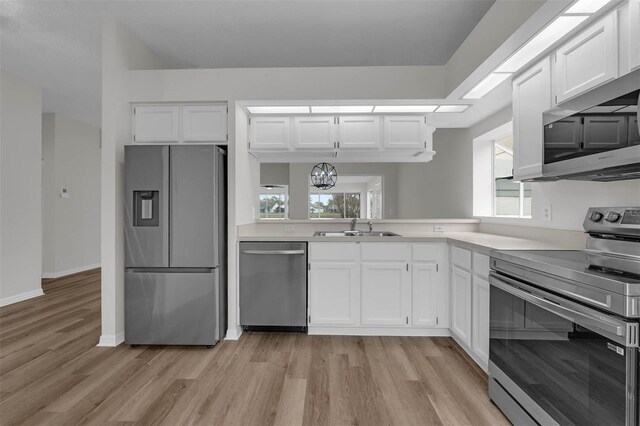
[
  {"left": 360, "top": 262, "right": 410, "bottom": 326},
  {"left": 308, "top": 242, "right": 446, "bottom": 333},
  {"left": 450, "top": 247, "right": 491, "bottom": 371},
  {"left": 309, "top": 243, "right": 359, "bottom": 326},
  {"left": 450, "top": 265, "right": 472, "bottom": 346},
  {"left": 307, "top": 240, "right": 491, "bottom": 371},
  {"left": 412, "top": 263, "right": 441, "bottom": 327},
  {"left": 472, "top": 275, "right": 490, "bottom": 367},
  {"left": 309, "top": 261, "right": 359, "bottom": 326}
]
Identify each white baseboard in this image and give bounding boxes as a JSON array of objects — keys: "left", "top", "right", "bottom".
[
  {"left": 0, "top": 288, "right": 45, "bottom": 307},
  {"left": 308, "top": 326, "right": 451, "bottom": 337},
  {"left": 225, "top": 326, "right": 243, "bottom": 340},
  {"left": 42, "top": 263, "right": 101, "bottom": 279},
  {"left": 97, "top": 331, "right": 125, "bottom": 347}
]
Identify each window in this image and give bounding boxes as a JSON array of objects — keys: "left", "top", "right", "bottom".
[
  {"left": 494, "top": 135, "right": 531, "bottom": 217},
  {"left": 309, "top": 192, "right": 361, "bottom": 219},
  {"left": 259, "top": 185, "right": 288, "bottom": 219},
  {"left": 473, "top": 123, "right": 532, "bottom": 218}
]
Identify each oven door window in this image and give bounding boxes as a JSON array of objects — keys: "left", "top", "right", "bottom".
[{"left": 490, "top": 285, "right": 629, "bottom": 426}]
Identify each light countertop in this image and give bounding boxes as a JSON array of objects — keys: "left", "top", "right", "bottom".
[{"left": 238, "top": 231, "right": 583, "bottom": 255}]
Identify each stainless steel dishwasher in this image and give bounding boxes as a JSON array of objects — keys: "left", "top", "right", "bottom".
[{"left": 239, "top": 242, "right": 307, "bottom": 330}]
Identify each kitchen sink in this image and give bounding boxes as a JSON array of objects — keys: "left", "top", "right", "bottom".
[{"left": 313, "top": 230, "right": 401, "bottom": 237}]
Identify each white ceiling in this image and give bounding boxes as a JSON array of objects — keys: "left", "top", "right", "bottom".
[{"left": 0, "top": 1, "right": 494, "bottom": 128}]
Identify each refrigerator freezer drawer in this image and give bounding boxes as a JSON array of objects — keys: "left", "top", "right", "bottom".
[{"left": 125, "top": 269, "right": 219, "bottom": 345}]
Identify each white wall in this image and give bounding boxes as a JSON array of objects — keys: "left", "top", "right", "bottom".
[
  {"left": 130, "top": 66, "right": 447, "bottom": 102},
  {"left": 397, "top": 128, "right": 474, "bottom": 219},
  {"left": 0, "top": 72, "right": 44, "bottom": 306},
  {"left": 41, "top": 113, "right": 101, "bottom": 277},
  {"left": 100, "top": 18, "right": 167, "bottom": 346}
]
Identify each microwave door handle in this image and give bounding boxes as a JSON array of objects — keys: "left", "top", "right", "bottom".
[{"left": 489, "top": 273, "right": 633, "bottom": 345}]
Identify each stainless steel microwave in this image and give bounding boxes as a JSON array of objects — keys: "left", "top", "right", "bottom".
[{"left": 538, "top": 70, "right": 640, "bottom": 182}]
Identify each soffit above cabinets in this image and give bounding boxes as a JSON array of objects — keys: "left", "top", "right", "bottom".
[{"left": 241, "top": 100, "right": 473, "bottom": 129}]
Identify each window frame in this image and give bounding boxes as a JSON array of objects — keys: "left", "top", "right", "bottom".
[
  {"left": 308, "top": 191, "right": 362, "bottom": 219},
  {"left": 258, "top": 185, "right": 289, "bottom": 220},
  {"left": 472, "top": 121, "right": 532, "bottom": 219},
  {"left": 492, "top": 137, "right": 531, "bottom": 218}
]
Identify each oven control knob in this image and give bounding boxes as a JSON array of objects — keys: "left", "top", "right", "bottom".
[
  {"left": 589, "top": 211, "right": 604, "bottom": 222},
  {"left": 605, "top": 212, "right": 621, "bottom": 223}
]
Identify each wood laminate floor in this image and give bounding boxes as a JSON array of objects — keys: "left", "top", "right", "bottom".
[{"left": 0, "top": 269, "right": 509, "bottom": 426}]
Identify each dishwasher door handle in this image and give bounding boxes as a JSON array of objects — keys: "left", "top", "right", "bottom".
[{"left": 241, "top": 250, "right": 306, "bottom": 255}]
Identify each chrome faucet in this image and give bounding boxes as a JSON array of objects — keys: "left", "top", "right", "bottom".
[
  {"left": 367, "top": 221, "right": 373, "bottom": 232},
  {"left": 350, "top": 217, "right": 357, "bottom": 231}
]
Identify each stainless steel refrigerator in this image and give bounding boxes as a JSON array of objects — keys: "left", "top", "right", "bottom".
[{"left": 124, "top": 145, "right": 226, "bottom": 346}]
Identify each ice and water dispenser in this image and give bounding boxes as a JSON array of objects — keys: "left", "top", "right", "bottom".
[{"left": 133, "top": 190, "right": 159, "bottom": 227}]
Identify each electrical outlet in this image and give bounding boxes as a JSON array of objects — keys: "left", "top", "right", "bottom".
[
  {"left": 542, "top": 205, "right": 552, "bottom": 221},
  {"left": 433, "top": 225, "right": 445, "bottom": 232},
  {"left": 284, "top": 224, "right": 295, "bottom": 232}
]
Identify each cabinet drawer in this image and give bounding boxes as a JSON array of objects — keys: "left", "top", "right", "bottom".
[
  {"left": 361, "top": 243, "right": 409, "bottom": 262},
  {"left": 310, "top": 243, "right": 358, "bottom": 261},
  {"left": 473, "top": 252, "right": 490, "bottom": 278},
  {"left": 412, "top": 244, "right": 443, "bottom": 262},
  {"left": 451, "top": 246, "right": 471, "bottom": 270}
]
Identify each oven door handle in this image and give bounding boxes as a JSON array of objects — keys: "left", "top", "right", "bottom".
[{"left": 490, "top": 272, "right": 637, "bottom": 346}]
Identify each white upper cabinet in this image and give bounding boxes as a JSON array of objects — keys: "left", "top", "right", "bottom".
[
  {"left": 555, "top": 12, "right": 618, "bottom": 103},
  {"left": 133, "top": 104, "right": 227, "bottom": 144},
  {"left": 631, "top": 0, "right": 640, "bottom": 71},
  {"left": 293, "top": 116, "right": 336, "bottom": 150},
  {"left": 133, "top": 106, "right": 181, "bottom": 143},
  {"left": 338, "top": 116, "right": 380, "bottom": 149},
  {"left": 181, "top": 105, "right": 227, "bottom": 142},
  {"left": 512, "top": 57, "right": 551, "bottom": 181},
  {"left": 620, "top": 0, "right": 640, "bottom": 73},
  {"left": 383, "top": 116, "right": 428, "bottom": 149},
  {"left": 249, "top": 116, "right": 291, "bottom": 150}
]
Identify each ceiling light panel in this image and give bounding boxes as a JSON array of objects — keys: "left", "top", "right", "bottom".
[
  {"left": 495, "top": 15, "right": 588, "bottom": 73},
  {"left": 310, "top": 106, "right": 374, "bottom": 114},
  {"left": 373, "top": 105, "right": 438, "bottom": 113},
  {"left": 565, "top": 0, "right": 611, "bottom": 14},
  {"left": 463, "top": 73, "right": 512, "bottom": 99},
  {"left": 247, "top": 106, "right": 310, "bottom": 114},
  {"left": 435, "top": 105, "right": 470, "bottom": 113}
]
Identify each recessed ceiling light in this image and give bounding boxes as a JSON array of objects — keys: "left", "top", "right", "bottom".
[
  {"left": 247, "top": 106, "right": 310, "bottom": 114},
  {"left": 463, "top": 73, "right": 512, "bottom": 99},
  {"left": 310, "top": 106, "right": 374, "bottom": 114},
  {"left": 435, "top": 105, "right": 470, "bottom": 113},
  {"left": 373, "top": 105, "right": 438, "bottom": 113},
  {"left": 565, "top": 0, "right": 611, "bottom": 14},
  {"left": 495, "top": 15, "right": 588, "bottom": 73}
]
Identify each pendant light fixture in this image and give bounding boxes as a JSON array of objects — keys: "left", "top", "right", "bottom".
[{"left": 310, "top": 162, "right": 337, "bottom": 190}]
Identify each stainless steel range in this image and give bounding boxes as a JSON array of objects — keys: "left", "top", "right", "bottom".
[{"left": 489, "top": 207, "right": 640, "bottom": 426}]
